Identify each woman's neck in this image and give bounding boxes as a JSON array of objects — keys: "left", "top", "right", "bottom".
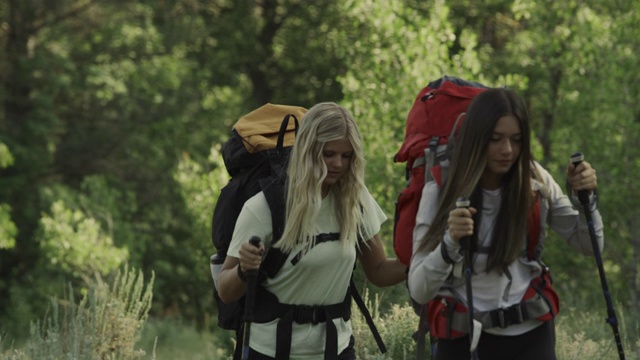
[
  {"left": 480, "top": 172, "right": 503, "bottom": 190},
  {"left": 321, "top": 184, "right": 329, "bottom": 198}
]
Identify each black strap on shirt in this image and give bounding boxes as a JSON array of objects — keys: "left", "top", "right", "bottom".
[
  {"left": 290, "top": 232, "right": 341, "bottom": 265},
  {"left": 253, "top": 286, "right": 351, "bottom": 360},
  {"left": 256, "top": 182, "right": 386, "bottom": 357}
]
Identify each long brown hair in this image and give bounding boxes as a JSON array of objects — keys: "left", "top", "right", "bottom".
[{"left": 418, "top": 88, "right": 534, "bottom": 272}]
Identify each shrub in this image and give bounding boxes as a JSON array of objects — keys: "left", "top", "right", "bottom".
[
  {"left": 351, "top": 289, "right": 417, "bottom": 360},
  {"left": 0, "top": 266, "right": 154, "bottom": 360}
]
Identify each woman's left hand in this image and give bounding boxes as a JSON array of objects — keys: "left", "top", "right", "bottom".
[{"left": 567, "top": 160, "right": 598, "bottom": 192}]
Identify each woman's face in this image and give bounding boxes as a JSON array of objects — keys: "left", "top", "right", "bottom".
[
  {"left": 321, "top": 137, "right": 353, "bottom": 195},
  {"left": 481, "top": 115, "right": 522, "bottom": 189}
]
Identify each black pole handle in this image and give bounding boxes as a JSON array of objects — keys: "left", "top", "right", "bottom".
[
  {"left": 241, "top": 236, "right": 262, "bottom": 360},
  {"left": 455, "top": 197, "right": 473, "bottom": 253},
  {"left": 570, "top": 152, "right": 591, "bottom": 206},
  {"left": 244, "top": 236, "right": 261, "bottom": 322},
  {"left": 248, "top": 236, "right": 261, "bottom": 249},
  {"left": 456, "top": 197, "right": 478, "bottom": 360}
]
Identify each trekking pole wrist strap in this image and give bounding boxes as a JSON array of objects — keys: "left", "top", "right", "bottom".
[
  {"left": 237, "top": 264, "right": 247, "bottom": 282},
  {"left": 440, "top": 241, "right": 459, "bottom": 264},
  {"left": 565, "top": 180, "right": 599, "bottom": 211}
]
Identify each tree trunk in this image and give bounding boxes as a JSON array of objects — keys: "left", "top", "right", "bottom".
[{"left": 0, "top": 0, "right": 38, "bottom": 322}]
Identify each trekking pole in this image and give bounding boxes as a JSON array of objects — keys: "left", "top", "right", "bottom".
[
  {"left": 570, "top": 152, "right": 625, "bottom": 360},
  {"left": 241, "top": 236, "right": 262, "bottom": 360},
  {"left": 456, "top": 198, "right": 480, "bottom": 360}
]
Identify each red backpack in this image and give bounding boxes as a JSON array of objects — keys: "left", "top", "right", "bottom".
[{"left": 393, "top": 76, "right": 487, "bottom": 266}]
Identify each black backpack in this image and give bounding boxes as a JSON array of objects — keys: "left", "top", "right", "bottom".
[
  {"left": 210, "top": 103, "right": 307, "bottom": 331},
  {"left": 210, "top": 103, "right": 386, "bottom": 357}
]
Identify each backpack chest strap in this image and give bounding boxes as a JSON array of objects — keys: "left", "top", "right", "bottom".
[
  {"left": 290, "top": 232, "right": 341, "bottom": 265},
  {"left": 476, "top": 293, "right": 553, "bottom": 329}
]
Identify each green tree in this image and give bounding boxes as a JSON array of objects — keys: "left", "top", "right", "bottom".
[
  {"left": 193, "top": 0, "right": 350, "bottom": 108},
  {"left": 0, "top": 1, "right": 637, "bottom": 353},
  {"left": 0, "top": 142, "right": 16, "bottom": 250},
  {"left": 0, "top": 0, "right": 225, "bottom": 334},
  {"left": 0, "top": 0, "right": 358, "bottom": 337}
]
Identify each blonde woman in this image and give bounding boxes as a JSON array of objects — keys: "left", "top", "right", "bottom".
[{"left": 218, "top": 102, "right": 406, "bottom": 360}]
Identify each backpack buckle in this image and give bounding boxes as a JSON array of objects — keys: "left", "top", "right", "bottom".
[
  {"left": 293, "top": 305, "right": 323, "bottom": 325},
  {"left": 492, "top": 308, "right": 507, "bottom": 328},
  {"left": 490, "top": 304, "right": 527, "bottom": 329},
  {"left": 428, "top": 136, "right": 439, "bottom": 152}
]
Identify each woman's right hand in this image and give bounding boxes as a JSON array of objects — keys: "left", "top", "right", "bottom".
[
  {"left": 447, "top": 207, "right": 477, "bottom": 243},
  {"left": 238, "top": 241, "right": 264, "bottom": 273}
]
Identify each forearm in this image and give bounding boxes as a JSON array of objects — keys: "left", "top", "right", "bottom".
[
  {"left": 549, "top": 184, "right": 604, "bottom": 255},
  {"left": 552, "top": 206, "right": 604, "bottom": 256},
  {"left": 366, "top": 258, "right": 407, "bottom": 287},
  {"left": 409, "top": 243, "right": 456, "bottom": 304},
  {"left": 217, "top": 261, "right": 247, "bottom": 303}
]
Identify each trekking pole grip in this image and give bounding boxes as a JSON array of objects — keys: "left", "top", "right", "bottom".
[
  {"left": 456, "top": 197, "right": 472, "bottom": 249},
  {"left": 244, "top": 236, "right": 262, "bottom": 321},
  {"left": 570, "top": 152, "right": 591, "bottom": 207},
  {"left": 456, "top": 197, "right": 478, "bottom": 360},
  {"left": 241, "top": 236, "right": 262, "bottom": 360}
]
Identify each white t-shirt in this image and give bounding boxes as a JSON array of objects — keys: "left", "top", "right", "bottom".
[{"left": 228, "top": 187, "right": 387, "bottom": 359}]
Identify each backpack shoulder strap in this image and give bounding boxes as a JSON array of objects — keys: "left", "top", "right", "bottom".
[
  {"left": 527, "top": 162, "right": 549, "bottom": 261},
  {"left": 351, "top": 243, "right": 387, "bottom": 353},
  {"left": 526, "top": 192, "right": 542, "bottom": 261},
  {"left": 350, "top": 275, "right": 387, "bottom": 353},
  {"left": 260, "top": 179, "right": 289, "bottom": 279}
]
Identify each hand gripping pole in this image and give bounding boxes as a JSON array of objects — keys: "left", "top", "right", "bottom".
[
  {"left": 241, "top": 236, "right": 262, "bottom": 360},
  {"left": 456, "top": 197, "right": 481, "bottom": 360}
]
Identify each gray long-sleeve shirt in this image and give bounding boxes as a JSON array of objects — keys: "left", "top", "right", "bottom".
[{"left": 408, "top": 162, "right": 604, "bottom": 336}]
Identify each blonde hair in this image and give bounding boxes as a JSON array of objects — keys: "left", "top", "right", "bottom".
[{"left": 275, "top": 102, "right": 368, "bottom": 253}]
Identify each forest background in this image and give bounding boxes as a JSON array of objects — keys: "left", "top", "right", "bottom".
[{"left": 1, "top": 0, "right": 639, "bottom": 359}]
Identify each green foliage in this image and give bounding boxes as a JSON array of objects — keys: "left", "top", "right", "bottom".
[
  {"left": 199, "top": 0, "right": 349, "bottom": 107},
  {"left": 0, "top": 143, "right": 13, "bottom": 168},
  {"left": 0, "top": 143, "right": 17, "bottom": 250},
  {"left": 0, "top": 203, "right": 17, "bottom": 250},
  {"left": 555, "top": 305, "right": 640, "bottom": 360},
  {"left": 351, "top": 289, "right": 417, "bottom": 359},
  {"left": 0, "top": 266, "right": 154, "bottom": 360},
  {"left": 38, "top": 200, "right": 129, "bottom": 277},
  {"left": 32, "top": 175, "right": 139, "bottom": 287},
  {"left": 173, "top": 145, "right": 229, "bottom": 241}
]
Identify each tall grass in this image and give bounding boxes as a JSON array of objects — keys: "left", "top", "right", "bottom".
[
  {"left": 351, "top": 289, "right": 640, "bottom": 360},
  {"left": 137, "top": 318, "right": 233, "bottom": 360},
  {"left": 2, "top": 270, "right": 637, "bottom": 360},
  {"left": 0, "top": 266, "right": 154, "bottom": 360}
]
